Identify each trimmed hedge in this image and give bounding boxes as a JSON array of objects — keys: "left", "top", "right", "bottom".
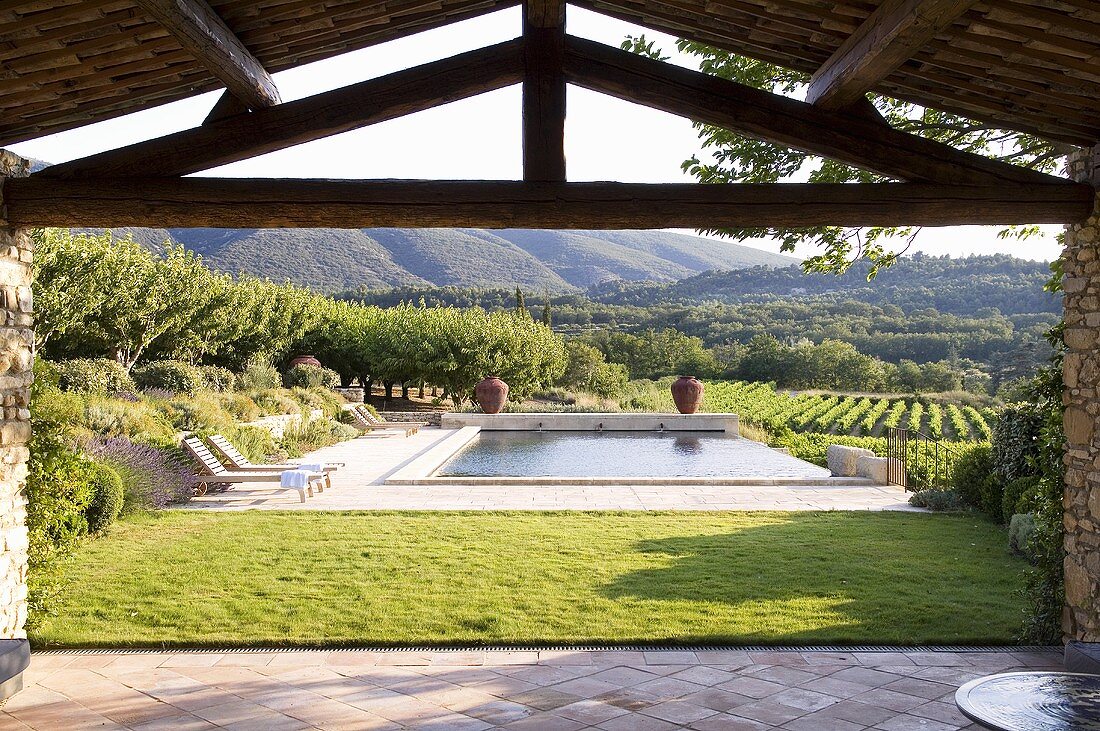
[
  {"left": 284, "top": 364, "right": 340, "bottom": 390},
  {"left": 133, "top": 360, "right": 205, "bottom": 395},
  {"left": 84, "top": 461, "right": 124, "bottom": 533},
  {"left": 55, "top": 358, "right": 134, "bottom": 394}
]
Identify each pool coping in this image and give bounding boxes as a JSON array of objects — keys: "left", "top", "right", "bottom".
[
  {"left": 384, "top": 425, "right": 880, "bottom": 487},
  {"left": 442, "top": 412, "right": 740, "bottom": 433}
]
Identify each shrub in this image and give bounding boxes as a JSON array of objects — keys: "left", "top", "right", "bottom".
[
  {"left": 908, "top": 489, "right": 964, "bottom": 511},
  {"left": 1009, "top": 513, "right": 1037, "bottom": 560},
  {"left": 200, "top": 366, "right": 236, "bottom": 392},
  {"left": 84, "top": 436, "right": 193, "bottom": 511},
  {"left": 280, "top": 417, "right": 358, "bottom": 457},
  {"left": 289, "top": 386, "right": 345, "bottom": 417},
  {"left": 84, "top": 461, "right": 124, "bottom": 533},
  {"left": 155, "top": 393, "right": 235, "bottom": 433},
  {"left": 992, "top": 404, "right": 1044, "bottom": 483},
  {"left": 250, "top": 389, "right": 302, "bottom": 416},
  {"left": 26, "top": 432, "right": 96, "bottom": 627},
  {"left": 1003, "top": 476, "right": 1040, "bottom": 525},
  {"left": 1014, "top": 479, "right": 1047, "bottom": 516},
  {"left": 220, "top": 426, "right": 282, "bottom": 463},
  {"left": 238, "top": 361, "right": 280, "bottom": 390},
  {"left": 133, "top": 360, "right": 205, "bottom": 395},
  {"left": 55, "top": 358, "right": 134, "bottom": 394},
  {"left": 951, "top": 443, "right": 997, "bottom": 511},
  {"left": 216, "top": 393, "right": 262, "bottom": 423},
  {"left": 284, "top": 364, "right": 340, "bottom": 390},
  {"left": 81, "top": 398, "right": 174, "bottom": 442}
]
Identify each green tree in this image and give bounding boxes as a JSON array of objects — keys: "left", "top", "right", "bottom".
[
  {"left": 32, "top": 229, "right": 111, "bottom": 350},
  {"left": 622, "top": 35, "right": 1065, "bottom": 276}
]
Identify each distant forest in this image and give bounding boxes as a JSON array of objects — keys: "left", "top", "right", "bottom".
[{"left": 342, "top": 253, "right": 1060, "bottom": 390}]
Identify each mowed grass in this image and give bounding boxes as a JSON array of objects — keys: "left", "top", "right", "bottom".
[{"left": 32, "top": 511, "right": 1027, "bottom": 648}]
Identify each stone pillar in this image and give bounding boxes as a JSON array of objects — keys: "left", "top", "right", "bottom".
[
  {"left": 1063, "top": 143, "right": 1100, "bottom": 642},
  {"left": 0, "top": 150, "right": 32, "bottom": 698}
]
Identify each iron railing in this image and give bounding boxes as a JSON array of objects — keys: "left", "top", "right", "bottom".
[{"left": 886, "top": 427, "right": 959, "bottom": 490}]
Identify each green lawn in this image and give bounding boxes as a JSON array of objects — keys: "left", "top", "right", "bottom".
[{"left": 33, "top": 511, "right": 1027, "bottom": 647}]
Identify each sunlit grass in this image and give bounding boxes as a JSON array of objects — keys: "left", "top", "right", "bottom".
[{"left": 33, "top": 511, "right": 1026, "bottom": 647}]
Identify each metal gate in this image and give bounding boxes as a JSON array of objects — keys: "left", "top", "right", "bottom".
[{"left": 886, "top": 427, "right": 957, "bottom": 490}]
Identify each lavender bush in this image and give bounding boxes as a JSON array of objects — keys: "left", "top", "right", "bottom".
[{"left": 84, "top": 436, "right": 193, "bottom": 510}]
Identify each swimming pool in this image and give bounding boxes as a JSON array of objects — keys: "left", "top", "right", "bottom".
[{"left": 435, "top": 430, "right": 829, "bottom": 480}]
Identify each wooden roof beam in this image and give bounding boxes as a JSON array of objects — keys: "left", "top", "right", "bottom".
[
  {"left": 523, "top": 0, "right": 567, "bottom": 181},
  {"left": 806, "top": 0, "right": 978, "bottom": 110},
  {"left": 5, "top": 178, "right": 1092, "bottom": 229},
  {"left": 562, "top": 35, "right": 1065, "bottom": 187},
  {"left": 135, "top": 0, "right": 282, "bottom": 110},
  {"left": 38, "top": 40, "right": 525, "bottom": 179}
]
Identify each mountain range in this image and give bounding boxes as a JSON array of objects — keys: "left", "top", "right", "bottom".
[{"left": 93, "top": 227, "right": 798, "bottom": 293}]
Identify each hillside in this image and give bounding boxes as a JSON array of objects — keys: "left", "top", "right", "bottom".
[
  {"left": 587, "top": 253, "right": 1059, "bottom": 317},
  {"left": 87, "top": 226, "right": 797, "bottom": 292}
]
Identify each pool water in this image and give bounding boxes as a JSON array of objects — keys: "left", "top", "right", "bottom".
[{"left": 436, "top": 430, "right": 828, "bottom": 479}]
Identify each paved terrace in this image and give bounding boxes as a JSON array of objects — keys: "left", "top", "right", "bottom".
[
  {"left": 183, "top": 429, "right": 913, "bottom": 512},
  {"left": 4, "top": 647, "right": 1060, "bottom": 730}
]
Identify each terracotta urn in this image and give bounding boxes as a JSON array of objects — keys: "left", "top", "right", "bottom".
[
  {"left": 289, "top": 354, "right": 323, "bottom": 369},
  {"left": 475, "top": 376, "right": 509, "bottom": 414},
  {"left": 670, "top": 375, "right": 704, "bottom": 414}
]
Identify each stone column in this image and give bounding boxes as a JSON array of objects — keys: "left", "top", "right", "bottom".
[
  {"left": 1063, "top": 143, "right": 1100, "bottom": 643},
  {"left": 0, "top": 150, "right": 32, "bottom": 698}
]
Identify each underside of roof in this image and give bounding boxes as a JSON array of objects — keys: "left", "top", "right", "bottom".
[{"left": 0, "top": 0, "right": 1097, "bottom": 147}]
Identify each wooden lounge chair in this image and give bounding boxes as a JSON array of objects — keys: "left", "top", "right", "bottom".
[
  {"left": 181, "top": 437, "right": 324, "bottom": 502},
  {"left": 347, "top": 407, "right": 418, "bottom": 437},
  {"left": 207, "top": 434, "right": 340, "bottom": 491},
  {"left": 352, "top": 404, "right": 427, "bottom": 433}
]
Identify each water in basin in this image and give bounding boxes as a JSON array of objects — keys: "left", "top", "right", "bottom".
[{"left": 436, "top": 430, "right": 828, "bottom": 479}]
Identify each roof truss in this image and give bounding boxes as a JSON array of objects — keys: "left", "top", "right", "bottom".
[
  {"left": 805, "top": 0, "right": 979, "bottom": 111},
  {"left": 12, "top": 5, "right": 1092, "bottom": 231},
  {"left": 134, "top": 0, "right": 281, "bottom": 110},
  {"left": 5, "top": 178, "right": 1092, "bottom": 228}
]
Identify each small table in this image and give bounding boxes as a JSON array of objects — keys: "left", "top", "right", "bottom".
[{"left": 956, "top": 672, "right": 1100, "bottom": 730}]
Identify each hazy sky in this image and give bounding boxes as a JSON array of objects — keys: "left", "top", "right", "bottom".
[{"left": 9, "top": 6, "right": 1063, "bottom": 262}]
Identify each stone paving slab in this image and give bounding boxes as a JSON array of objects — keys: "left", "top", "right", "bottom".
[
  {"left": 181, "top": 430, "right": 915, "bottom": 512},
  {"left": 3, "top": 648, "right": 1061, "bottom": 729}
]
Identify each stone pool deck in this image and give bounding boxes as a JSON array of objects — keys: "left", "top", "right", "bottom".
[
  {"left": 3, "top": 647, "right": 1061, "bottom": 730},
  {"left": 182, "top": 428, "right": 914, "bottom": 512}
]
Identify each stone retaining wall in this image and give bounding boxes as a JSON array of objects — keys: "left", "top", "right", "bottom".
[
  {"left": 379, "top": 410, "right": 443, "bottom": 427},
  {"left": 1063, "top": 144, "right": 1100, "bottom": 642}
]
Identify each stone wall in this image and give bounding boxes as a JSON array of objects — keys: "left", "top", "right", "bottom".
[
  {"left": 0, "top": 151, "right": 32, "bottom": 696},
  {"left": 379, "top": 410, "right": 443, "bottom": 427},
  {"left": 1063, "top": 143, "right": 1100, "bottom": 642}
]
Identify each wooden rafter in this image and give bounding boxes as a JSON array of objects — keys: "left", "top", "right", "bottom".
[
  {"left": 203, "top": 91, "right": 250, "bottom": 124},
  {"left": 806, "top": 0, "right": 979, "bottom": 110},
  {"left": 4, "top": 178, "right": 1092, "bottom": 229},
  {"left": 561, "top": 35, "right": 1066, "bottom": 187},
  {"left": 38, "top": 40, "right": 525, "bottom": 179},
  {"left": 134, "top": 0, "right": 281, "bottom": 110},
  {"left": 522, "top": 0, "right": 567, "bottom": 181}
]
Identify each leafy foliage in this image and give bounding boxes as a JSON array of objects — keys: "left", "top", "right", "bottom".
[
  {"left": 83, "top": 462, "right": 125, "bottom": 534},
  {"left": 284, "top": 364, "right": 341, "bottom": 390},
  {"left": 54, "top": 358, "right": 135, "bottom": 394},
  {"left": 620, "top": 37, "right": 1065, "bottom": 275},
  {"left": 132, "top": 360, "right": 205, "bottom": 395}
]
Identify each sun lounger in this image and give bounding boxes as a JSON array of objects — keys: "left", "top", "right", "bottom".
[
  {"left": 347, "top": 407, "right": 418, "bottom": 437},
  {"left": 207, "top": 434, "right": 340, "bottom": 490},
  {"left": 181, "top": 436, "right": 324, "bottom": 502},
  {"left": 352, "top": 405, "right": 427, "bottom": 433}
]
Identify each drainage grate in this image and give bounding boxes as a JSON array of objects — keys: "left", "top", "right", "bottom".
[{"left": 33, "top": 644, "right": 1062, "bottom": 655}]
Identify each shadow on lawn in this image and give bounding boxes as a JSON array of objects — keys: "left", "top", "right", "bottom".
[{"left": 597, "top": 513, "right": 1016, "bottom": 643}]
